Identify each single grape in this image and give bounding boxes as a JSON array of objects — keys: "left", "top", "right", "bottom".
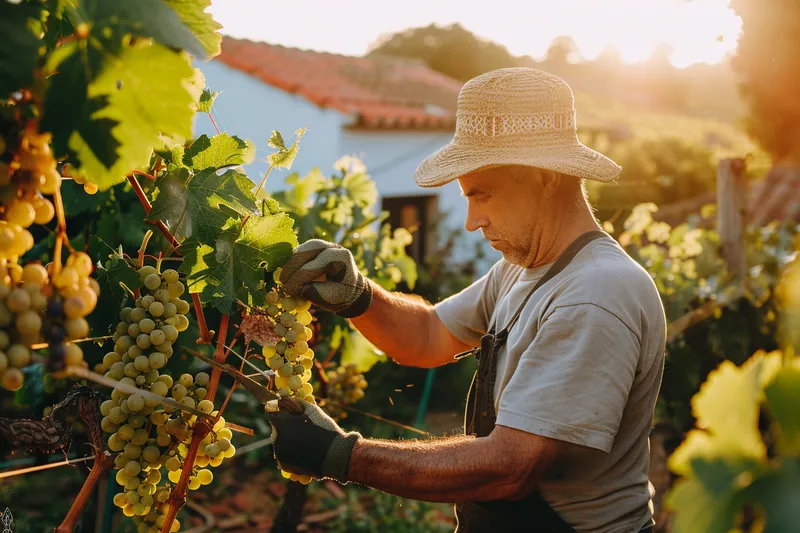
[
  {"left": 197, "top": 399, "right": 214, "bottom": 414},
  {"left": 194, "top": 387, "right": 207, "bottom": 400},
  {"left": 64, "top": 317, "right": 89, "bottom": 340},
  {"left": 167, "top": 281, "right": 184, "bottom": 298},
  {"left": 197, "top": 469, "right": 213, "bottom": 485},
  {"left": 148, "top": 301, "right": 164, "bottom": 317},
  {"left": 127, "top": 394, "right": 145, "bottom": 412},
  {"left": 149, "top": 329, "right": 165, "bottom": 346},
  {"left": 296, "top": 310, "right": 312, "bottom": 326},
  {"left": 278, "top": 363, "right": 293, "bottom": 377},
  {"left": 171, "top": 384, "right": 187, "bottom": 401},
  {"left": 64, "top": 343, "right": 83, "bottom": 366},
  {"left": 129, "top": 307, "right": 146, "bottom": 323},
  {"left": 134, "top": 355, "right": 150, "bottom": 372},
  {"left": 143, "top": 273, "right": 161, "bottom": 290},
  {"left": 6, "top": 288, "right": 30, "bottom": 313},
  {"left": 268, "top": 355, "right": 284, "bottom": 370},
  {"left": 179, "top": 373, "right": 193, "bottom": 388},
  {"left": 280, "top": 297, "right": 296, "bottom": 311},
  {"left": 123, "top": 442, "right": 142, "bottom": 459},
  {"left": 136, "top": 334, "right": 151, "bottom": 350},
  {"left": 138, "top": 318, "right": 155, "bottom": 334},
  {"left": 273, "top": 324, "right": 288, "bottom": 337}
]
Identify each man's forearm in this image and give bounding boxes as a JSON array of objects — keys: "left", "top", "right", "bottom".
[
  {"left": 346, "top": 436, "right": 520, "bottom": 502},
  {"left": 350, "top": 282, "right": 448, "bottom": 367}
]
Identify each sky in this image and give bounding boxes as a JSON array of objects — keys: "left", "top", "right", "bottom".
[{"left": 208, "top": 0, "right": 742, "bottom": 68}]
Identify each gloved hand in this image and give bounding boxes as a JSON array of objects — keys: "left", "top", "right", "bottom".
[
  {"left": 267, "top": 399, "right": 361, "bottom": 482},
  {"left": 279, "top": 239, "right": 373, "bottom": 318}
]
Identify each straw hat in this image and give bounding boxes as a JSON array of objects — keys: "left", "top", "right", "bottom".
[{"left": 414, "top": 68, "right": 622, "bottom": 187}]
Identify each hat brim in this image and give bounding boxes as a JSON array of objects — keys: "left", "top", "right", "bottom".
[{"left": 414, "top": 140, "right": 622, "bottom": 188}]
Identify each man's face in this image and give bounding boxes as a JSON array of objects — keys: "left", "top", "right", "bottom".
[{"left": 457, "top": 166, "right": 546, "bottom": 266}]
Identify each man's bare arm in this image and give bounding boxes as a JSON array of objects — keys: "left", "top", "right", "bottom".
[
  {"left": 350, "top": 281, "right": 471, "bottom": 368},
  {"left": 346, "top": 425, "right": 560, "bottom": 503}
]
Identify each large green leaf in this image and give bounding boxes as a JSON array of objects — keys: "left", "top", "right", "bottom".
[
  {"left": 148, "top": 167, "right": 257, "bottom": 243},
  {"left": 267, "top": 129, "right": 306, "bottom": 170},
  {"left": 179, "top": 213, "right": 298, "bottom": 314},
  {"left": 183, "top": 133, "right": 254, "bottom": 171},
  {"left": 669, "top": 353, "right": 782, "bottom": 476},
  {"left": 44, "top": 43, "right": 196, "bottom": 190},
  {"left": 79, "top": 0, "right": 208, "bottom": 58},
  {"left": 0, "top": 3, "right": 42, "bottom": 96},
  {"left": 163, "top": 0, "right": 222, "bottom": 57}
]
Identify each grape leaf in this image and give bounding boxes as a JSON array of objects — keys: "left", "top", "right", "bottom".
[
  {"left": 179, "top": 213, "right": 298, "bottom": 314},
  {"left": 764, "top": 365, "right": 800, "bottom": 455},
  {"left": 148, "top": 167, "right": 257, "bottom": 243},
  {"left": 342, "top": 171, "right": 378, "bottom": 209},
  {"left": 267, "top": 128, "right": 306, "bottom": 170},
  {"left": 340, "top": 331, "right": 385, "bottom": 373},
  {"left": 197, "top": 88, "right": 219, "bottom": 113},
  {"left": 45, "top": 43, "right": 195, "bottom": 190},
  {"left": 79, "top": 0, "right": 208, "bottom": 59},
  {"left": 0, "top": 3, "right": 42, "bottom": 96},
  {"left": 163, "top": 0, "right": 223, "bottom": 58},
  {"left": 744, "top": 458, "right": 800, "bottom": 533},
  {"left": 665, "top": 457, "right": 760, "bottom": 533},
  {"left": 182, "top": 133, "right": 254, "bottom": 171},
  {"left": 669, "top": 353, "right": 782, "bottom": 476}
]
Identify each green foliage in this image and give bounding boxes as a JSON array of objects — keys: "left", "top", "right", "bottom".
[
  {"left": 665, "top": 350, "right": 800, "bottom": 532},
  {"left": 615, "top": 203, "right": 796, "bottom": 433},
  {"left": 0, "top": 3, "right": 41, "bottom": 97},
  {"left": 273, "top": 156, "right": 418, "bottom": 374}
]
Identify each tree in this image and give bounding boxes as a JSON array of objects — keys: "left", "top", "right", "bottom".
[
  {"left": 730, "top": 0, "right": 800, "bottom": 162},
  {"left": 368, "top": 23, "right": 518, "bottom": 81},
  {"left": 544, "top": 35, "right": 581, "bottom": 65}
]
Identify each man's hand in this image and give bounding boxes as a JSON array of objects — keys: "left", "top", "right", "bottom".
[
  {"left": 279, "top": 239, "right": 373, "bottom": 318},
  {"left": 267, "top": 399, "right": 361, "bottom": 481}
]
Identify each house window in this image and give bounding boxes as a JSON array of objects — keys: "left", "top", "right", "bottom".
[{"left": 381, "top": 194, "right": 438, "bottom": 264}]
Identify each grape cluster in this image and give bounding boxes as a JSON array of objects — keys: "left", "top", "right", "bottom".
[
  {"left": 98, "top": 266, "right": 234, "bottom": 532},
  {"left": 0, "top": 252, "right": 97, "bottom": 390},
  {"left": 261, "top": 286, "right": 315, "bottom": 402},
  {"left": 99, "top": 266, "right": 190, "bottom": 381},
  {"left": 103, "top": 370, "right": 234, "bottom": 533},
  {"left": 319, "top": 364, "right": 368, "bottom": 420},
  {"left": 0, "top": 129, "right": 60, "bottom": 262}
]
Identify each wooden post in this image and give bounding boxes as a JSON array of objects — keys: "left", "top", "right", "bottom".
[{"left": 717, "top": 158, "right": 748, "bottom": 286}]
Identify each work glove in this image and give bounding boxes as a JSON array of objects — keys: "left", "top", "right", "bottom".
[
  {"left": 279, "top": 239, "right": 373, "bottom": 318},
  {"left": 267, "top": 399, "right": 361, "bottom": 482}
]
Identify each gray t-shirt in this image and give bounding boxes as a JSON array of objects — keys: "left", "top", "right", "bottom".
[{"left": 435, "top": 237, "right": 665, "bottom": 533}]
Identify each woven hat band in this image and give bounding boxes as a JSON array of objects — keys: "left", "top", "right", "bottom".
[{"left": 456, "top": 111, "right": 577, "bottom": 138}]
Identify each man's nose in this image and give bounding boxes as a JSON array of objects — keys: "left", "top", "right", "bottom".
[{"left": 464, "top": 210, "right": 488, "bottom": 233}]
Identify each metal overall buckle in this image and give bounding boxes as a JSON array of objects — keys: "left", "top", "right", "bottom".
[{"left": 453, "top": 332, "right": 497, "bottom": 362}]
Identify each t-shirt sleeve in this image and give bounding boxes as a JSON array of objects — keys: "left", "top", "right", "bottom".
[
  {"left": 434, "top": 260, "right": 506, "bottom": 347},
  {"left": 496, "top": 303, "right": 640, "bottom": 452}
]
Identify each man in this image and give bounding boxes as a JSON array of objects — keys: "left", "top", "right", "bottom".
[{"left": 268, "top": 68, "right": 666, "bottom": 533}]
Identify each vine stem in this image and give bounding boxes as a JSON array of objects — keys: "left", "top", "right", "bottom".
[
  {"left": 205, "top": 314, "right": 230, "bottom": 404},
  {"left": 161, "top": 315, "right": 229, "bottom": 533},
  {"left": 52, "top": 183, "right": 68, "bottom": 275},
  {"left": 126, "top": 174, "right": 213, "bottom": 343},
  {"left": 55, "top": 452, "right": 114, "bottom": 533}
]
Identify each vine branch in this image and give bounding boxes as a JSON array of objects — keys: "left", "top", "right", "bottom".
[{"left": 126, "top": 174, "right": 213, "bottom": 343}]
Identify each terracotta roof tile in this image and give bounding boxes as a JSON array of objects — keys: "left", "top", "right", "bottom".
[{"left": 217, "top": 36, "right": 462, "bottom": 129}]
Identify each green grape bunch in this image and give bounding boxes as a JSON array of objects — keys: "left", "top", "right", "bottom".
[
  {"left": 261, "top": 284, "right": 316, "bottom": 402},
  {"left": 318, "top": 363, "right": 368, "bottom": 421},
  {"left": 95, "top": 266, "right": 235, "bottom": 532}
]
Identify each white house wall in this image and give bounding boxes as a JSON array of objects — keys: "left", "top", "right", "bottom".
[
  {"left": 195, "top": 60, "right": 349, "bottom": 182},
  {"left": 194, "top": 60, "right": 498, "bottom": 272},
  {"left": 341, "top": 130, "right": 498, "bottom": 269}
]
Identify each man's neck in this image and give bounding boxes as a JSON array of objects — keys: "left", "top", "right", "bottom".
[{"left": 522, "top": 203, "right": 602, "bottom": 269}]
